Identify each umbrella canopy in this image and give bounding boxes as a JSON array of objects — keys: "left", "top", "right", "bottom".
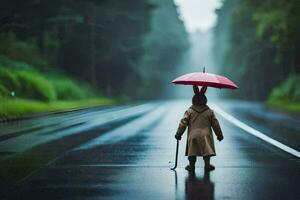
[{"left": 171, "top": 72, "right": 238, "bottom": 89}]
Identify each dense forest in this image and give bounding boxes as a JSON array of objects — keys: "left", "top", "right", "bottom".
[
  {"left": 214, "top": 0, "right": 300, "bottom": 103},
  {"left": 0, "top": 0, "right": 188, "bottom": 102}
]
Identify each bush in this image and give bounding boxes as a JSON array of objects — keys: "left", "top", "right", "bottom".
[
  {"left": 0, "top": 67, "right": 21, "bottom": 92},
  {"left": 269, "top": 75, "right": 300, "bottom": 102},
  {"left": 52, "top": 78, "right": 85, "bottom": 100},
  {"left": 16, "top": 70, "right": 57, "bottom": 101},
  {"left": 0, "top": 67, "right": 57, "bottom": 101},
  {"left": 0, "top": 84, "right": 9, "bottom": 97},
  {"left": 0, "top": 67, "right": 100, "bottom": 102}
]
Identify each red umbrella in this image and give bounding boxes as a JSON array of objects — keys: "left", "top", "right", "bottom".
[{"left": 171, "top": 69, "right": 238, "bottom": 89}]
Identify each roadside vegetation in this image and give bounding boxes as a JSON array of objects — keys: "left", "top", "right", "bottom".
[
  {"left": 214, "top": 0, "right": 300, "bottom": 113},
  {"left": 0, "top": 1, "right": 188, "bottom": 118},
  {"left": 0, "top": 33, "right": 122, "bottom": 118},
  {"left": 0, "top": 67, "right": 122, "bottom": 118},
  {"left": 0, "top": 98, "right": 120, "bottom": 118},
  {"left": 267, "top": 75, "right": 300, "bottom": 113}
]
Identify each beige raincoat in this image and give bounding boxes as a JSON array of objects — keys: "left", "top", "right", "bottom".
[{"left": 176, "top": 105, "right": 223, "bottom": 157}]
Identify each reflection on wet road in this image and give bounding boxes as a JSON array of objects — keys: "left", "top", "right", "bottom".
[
  {"left": 185, "top": 170, "right": 214, "bottom": 200},
  {"left": 0, "top": 100, "right": 299, "bottom": 200}
]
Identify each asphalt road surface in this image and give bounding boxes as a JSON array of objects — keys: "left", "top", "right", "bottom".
[{"left": 0, "top": 100, "right": 299, "bottom": 200}]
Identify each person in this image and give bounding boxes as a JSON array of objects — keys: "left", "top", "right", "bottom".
[{"left": 175, "top": 86, "right": 223, "bottom": 172}]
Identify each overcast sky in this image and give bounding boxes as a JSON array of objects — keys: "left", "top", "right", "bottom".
[{"left": 174, "top": 0, "right": 221, "bottom": 33}]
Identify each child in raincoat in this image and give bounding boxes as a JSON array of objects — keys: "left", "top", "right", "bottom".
[{"left": 175, "top": 86, "right": 223, "bottom": 171}]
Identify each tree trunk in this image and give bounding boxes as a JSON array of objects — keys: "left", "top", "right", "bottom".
[{"left": 89, "top": 3, "right": 97, "bottom": 87}]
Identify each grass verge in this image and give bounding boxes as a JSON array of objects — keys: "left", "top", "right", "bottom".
[
  {"left": 267, "top": 98, "right": 300, "bottom": 114},
  {"left": 0, "top": 97, "right": 125, "bottom": 119},
  {"left": 267, "top": 74, "right": 300, "bottom": 114}
]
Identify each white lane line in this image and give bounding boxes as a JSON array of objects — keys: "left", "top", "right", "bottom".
[{"left": 211, "top": 104, "right": 300, "bottom": 158}]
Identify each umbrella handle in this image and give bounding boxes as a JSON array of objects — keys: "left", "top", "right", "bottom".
[{"left": 171, "top": 140, "right": 179, "bottom": 170}]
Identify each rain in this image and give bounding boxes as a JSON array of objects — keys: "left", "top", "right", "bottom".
[{"left": 0, "top": 0, "right": 299, "bottom": 199}]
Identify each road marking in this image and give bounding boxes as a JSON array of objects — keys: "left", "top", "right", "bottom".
[{"left": 211, "top": 104, "right": 300, "bottom": 158}]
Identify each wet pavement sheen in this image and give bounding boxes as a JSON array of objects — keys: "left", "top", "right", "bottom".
[{"left": 1, "top": 100, "right": 300, "bottom": 200}]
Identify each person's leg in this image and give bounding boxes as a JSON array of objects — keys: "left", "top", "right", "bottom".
[
  {"left": 203, "top": 156, "right": 215, "bottom": 171},
  {"left": 188, "top": 156, "right": 196, "bottom": 166},
  {"left": 203, "top": 156, "right": 210, "bottom": 166},
  {"left": 185, "top": 156, "right": 196, "bottom": 172}
]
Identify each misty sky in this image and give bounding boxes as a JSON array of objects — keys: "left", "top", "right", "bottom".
[{"left": 174, "top": 0, "right": 221, "bottom": 32}]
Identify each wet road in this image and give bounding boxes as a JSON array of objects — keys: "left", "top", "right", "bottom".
[{"left": 0, "top": 100, "right": 299, "bottom": 200}]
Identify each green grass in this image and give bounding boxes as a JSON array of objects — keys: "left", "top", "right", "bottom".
[
  {"left": 0, "top": 58, "right": 130, "bottom": 119},
  {"left": 267, "top": 74, "right": 300, "bottom": 113},
  {"left": 0, "top": 68, "right": 129, "bottom": 119},
  {"left": 0, "top": 67, "right": 57, "bottom": 101},
  {"left": 0, "top": 97, "right": 122, "bottom": 118},
  {"left": 0, "top": 34, "right": 130, "bottom": 119},
  {"left": 0, "top": 67, "right": 97, "bottom": 101},
  {"left": 267, "top": 98, "right": 300, "bottom": 113},
  {"left": 49, "top": 76, "right": 96, "bottom": 100}
]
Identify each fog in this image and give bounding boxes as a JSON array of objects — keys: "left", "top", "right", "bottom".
[
  {"left": 1, "top": 0, "right": 299, "bottom": 117},
  {"left": 170, "top": 29, "right": 220, "bottom": 100}
]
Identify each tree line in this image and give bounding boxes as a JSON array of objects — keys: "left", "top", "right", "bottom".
[
  {"left": 214, "top": 0, "right": 300, "bottom": 100},
  {"left": 0, "top": 0, "right": 189, "bottom": 99}
]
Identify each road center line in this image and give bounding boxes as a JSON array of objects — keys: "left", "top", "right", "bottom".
[{"left": 211, "top": 104, "right": 300, "bottom": 158}]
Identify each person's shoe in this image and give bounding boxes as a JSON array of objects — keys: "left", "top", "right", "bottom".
[
  {"left": 204, "top": 164, "right": 215, "bottom": 171},
  {"left": 185, "top": 165, "right": 195, "bottom": 172}
]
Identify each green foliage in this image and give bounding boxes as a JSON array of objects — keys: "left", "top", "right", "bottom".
[
  {"left": 0, "top": 84, "right": 9, "bottom": 97},
  {"left": 0, "top": 66, "right": 104, "bottom": 103},
  {"left": 0, "top": 32, "right": 46, "bottom": 67},
  {"left": 251, "top": 0, "right": 299, "bottom": 64},
  {"left": 214, "top": 0, "right": 300, "bottom": 100},
  {"left": 0, "top": 67, "right": 56, "bottom": 101},
  {"left": 268, "top": 75, "right": 300, "bottom": 102},
  {"left": 17, "top": 70, "right": 57, "bottom": 101},
  {"left": 138, "top": 0, "right": 189, "bottom": 98},
  {"left": 267, "top": 98, "right": 300, "bottom": 113},
  {"left": 51, "top": 78, "right": 87, "bottom": 100},
  {"left": 43, "top": 32, "right": 59, "bottom": 49},
  {"left": 254, "top": 10, "right": 287, "bottom": 39},
  {"left": 0, "top": 0, "right": 188, "bottom": 100},
  {"left": 0, "top": 67, "right": 21, "bottom": 92},
  {"left": 0, "top": 97, "right": 119, "bottom": 118},
  {"left": 0, "top": 55, "right": 33, "bottom": 70},
  {"left": 0, "top": 1, "right": 181, "bottom": 119}
]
